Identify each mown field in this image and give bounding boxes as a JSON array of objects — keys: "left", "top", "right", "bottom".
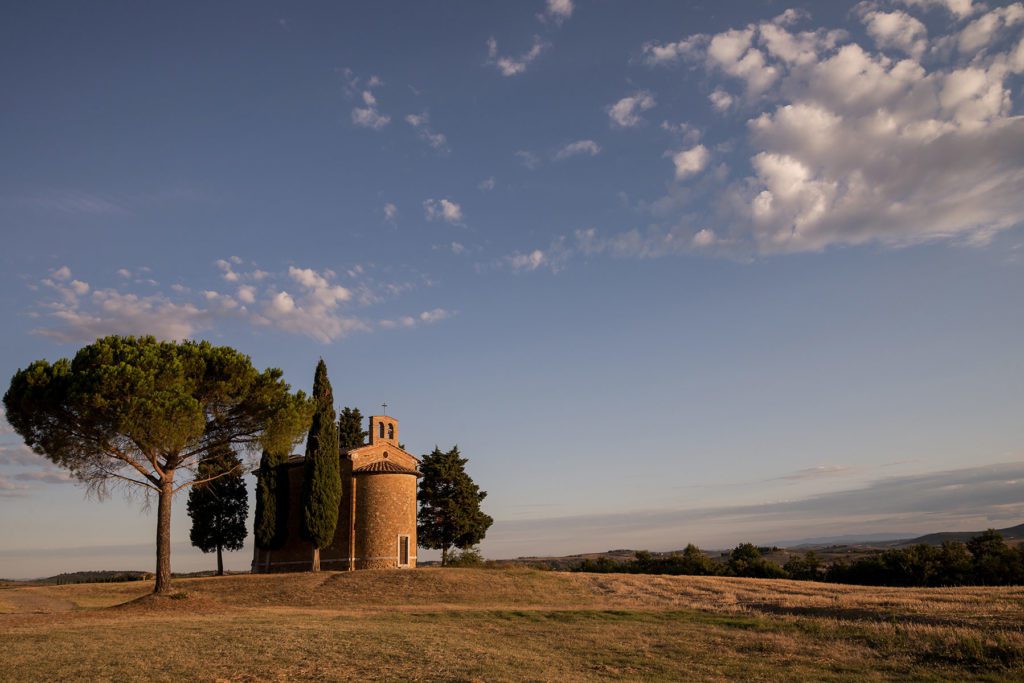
[{"left": 1, "top": 568, "right": 1022, "bottom": 681}]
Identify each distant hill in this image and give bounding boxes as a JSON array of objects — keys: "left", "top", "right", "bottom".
[
  {"left": 779, "top": 533, "right": 915, "bottom": 548},
  {"left": 898, "top": 522, "right": 1024, "bottom": 547},
  {"left": 36, "top": 571, "right": 152, "bottom": 585}
]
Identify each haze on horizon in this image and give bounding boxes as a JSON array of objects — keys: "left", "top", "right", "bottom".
[{"left": 1, "top": 0, "right": 1023, "bottom": 579}]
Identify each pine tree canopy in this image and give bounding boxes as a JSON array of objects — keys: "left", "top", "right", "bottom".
[
  {"left": 187, "top": 443, "right": 249, "bottom": 555},
  {"left": 417, "top": 446, "right": 493, "bottom": 565},
  {"left": 338, "top": 406, "right": 368, "bottom": 450},
  {"left": 301, "top": 359, "right": 342, "bottom": 551},
  {"left": 2, "top": 335, "right": 312, "bottom": 593}
]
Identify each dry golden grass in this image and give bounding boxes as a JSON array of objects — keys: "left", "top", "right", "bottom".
[{"left": 1, "top": 568, "right": 1022, "bottom": 681}]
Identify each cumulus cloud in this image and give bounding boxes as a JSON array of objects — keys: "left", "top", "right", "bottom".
[
  {"left": 553, "top": 139, "right": 601, "bottom": 160},
  {"left": 352, "top": 89, "right": 391, "bottom": 129},
  {"left": 478, "top": 176, "right": 496, "bottom": 191},
  {"left": 955, "top": 4, "right": 1024, "bottom": 54},
  {"left": 608, "top": 91, "right": 656, "bottom": 127},
  {"left": 424, "top": 198, "right": 464, "bottom": 225},
  {"left": 487, "top": 36, "right": 547, "bottom": 76},
  {"left": 669, "top": 145, "right": 711, "bottom": 180},
  {"left": 254, "top": 267, "right": 364, "bottom": 343},
  {"left": 638, "top": 6, "right": 1024, "bottom": 254},
  {"left": 897, "top": 0, "right": 979, "bottom": 19},
  {"left": 379, "top": 308, "right": 455, "bottom": 329},
  {"left": 383, "top": 202, "right": 398, "bottom": 224},
  {"left": 349, "top": 77, "right": 391, "bottom": 130},
  {"left": 28, "top": 261, "right": 450, "bottom": 344},
  {"left": 539, "top": 0, "right": 573, "bottom": 25},
  {"left": 708, "top": 88, "right": 735, "bottom": 112},
  {"left": 861, "top": 9, "right": 928, "bottom": 58},
  {"left": 691, "top": 228, "right": 718, "bottom": 248},
  {"left": 405, "top": 112, "right": 449, "bottom": 152}
]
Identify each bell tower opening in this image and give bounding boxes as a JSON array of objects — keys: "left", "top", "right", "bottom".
[{"left": 369, "top": 414, "right": 399, "bottom": 446}]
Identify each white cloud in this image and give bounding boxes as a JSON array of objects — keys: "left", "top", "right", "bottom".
[
  {"left": 215, "top": 258, "right": 240, "bottom": 282},
  {"left": 383, "top": 202, "right": 398, "bottom": 224},
  {"left": 418, "top": 308, "right": 453, "bottom": 324},
  {"left": 692, "top": 228, "right": 718, "bottom": 247},
  {"left": 351, "top": 83, "right": 390, "bottom": 129},
  {"left": 379, "top": 308, "right": 455, "bottom": 329},
  {"left": 897, "top": 0, "right": 979, "bottom": 19},
  {"left": 404, "top": 112, "right": 449, "bottom": 151},
  {"left": 553, "top": 139, "right": 602, "bottom": 160},
  {"left": 37, "top": 288, "right": 210, "bottom": 342},
  {"left": 478, "top": 176, "right": 496, "bottom": 191},
  {"left": 424, "top": 198, "right": 464, "bottom": 225},
  {"left": 861, "top": 9, "right": 928, "bottom": 58},
  {"left": 608, "top": 91, "right": 656, "bottom": 127},
  {"left": 450, "top": 241, "right": 466, "bottom": 255},
  {"left": 638, "top": 8, "right": 1024, "bottom": 254},
  {"left": 236, "top": 285, "right": 256, "bottom": 304},
  {"left": 255, "top": 267, "right": 362, "bottom": 343},
  {"left": 956, "top": 4, "right": 1024, "bottom": 54},
  {"left": 487, "top": 36, "right": 547, "bottom": 76},
  {"left": 670, "top": 145, "right": 710, "bottom": 179},
  {"left": 642, "top": 35, "right": 706, "bottom": 65},
  {"left": 29, "top": 261, "right": 441, "bottom": 345},
  {"left": 507, "top": 249, "right": 548, "bottom": 272},
  {"left": 539, "top": 0, "right": 573, "bottom": 24},
  {"left": 51, "top": 266, "right": 71, "bottom": 281},
  {"left": 515, "top": 150, "right": 542, "bottom": 170},
  {"left": 708, "top": 88, "right": 735, "bottom": 112}
]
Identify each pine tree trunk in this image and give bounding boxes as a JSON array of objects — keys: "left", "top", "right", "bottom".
[
  {"left": 312, "top": 546, "right": 321, "bottom": 572},
  {"left": 154, "top": 476, "right": 174, "bottom": 594},
  {"left": 217, "top": 545, "right": 224, "bottom": 576},
  {"left": 441, "top": 545, "right": 448, "bottom": 567}
]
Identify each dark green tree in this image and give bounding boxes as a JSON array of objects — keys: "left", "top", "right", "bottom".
[
  {"left": 726, "top": 543, "right": 786, "bottom": 578},
  {"left": 783, "top": 551, "right": 822, "bottom": 581},
  {"left": 968, "top": 529, "right": 1021, "bottom": 585},
  {"left": 338, "top": 407, "right": 367, "bottom": 450},
  {"left": 253, "top": 449, "right": 290, "bottom": 552},
  {"left": 417, "top": 446, "right": 493, "bottom": 566},
  {"left": 677, "top": 543, "right": 722, "bottom": 576},
  {"left": 301, "top": 359, "right": 341, "bottom": 572},
  {"left": 2, "top": 335, "right": 310, "bottom": 593},
  {"left": 187, "top": 444, "right": 248, "bottom": 575}
]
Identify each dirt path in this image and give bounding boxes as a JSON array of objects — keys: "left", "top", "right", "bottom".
[{"left": 0, "top": 588, "right": 76, "bottom": 614}]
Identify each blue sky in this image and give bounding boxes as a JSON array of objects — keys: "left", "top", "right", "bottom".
[{"left": 2, "top": 0, "right": 1023, "bottom": 577}]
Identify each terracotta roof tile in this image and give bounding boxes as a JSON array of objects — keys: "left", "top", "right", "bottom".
[{"left": 353, "top": 459, "right": 422, "bottom": 476}]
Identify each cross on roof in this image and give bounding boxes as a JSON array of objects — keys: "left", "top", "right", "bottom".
[{"left": 381, "top": 402, "right": 388, "bottom": 415}]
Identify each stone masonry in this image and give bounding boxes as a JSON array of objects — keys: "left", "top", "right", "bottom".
[{"left": 251, "top": 414, "right": 420, "bottom": 572}]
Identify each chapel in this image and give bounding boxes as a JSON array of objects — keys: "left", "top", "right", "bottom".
[{"left": 251, "top": 414, "right": 421, "bottom": 572}]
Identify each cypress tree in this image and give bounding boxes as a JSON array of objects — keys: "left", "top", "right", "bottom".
[
  {"left": 301, "top": 359, "right": 341, "bottom": 571},
  {"left": 338, "top": 407, "right": 368, "bottom": 450},
  {"left": 186, "top": 444, "right": 249, "bottom": 576},
  {"left": 253, "top": 448, "right": 290, "bottom": 551},
  {"left": 417, "top": 446, "right": 493, "bottom": 566}
]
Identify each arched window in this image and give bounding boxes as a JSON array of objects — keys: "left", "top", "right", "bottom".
[
  {"left": 388, "top": 423, "right": 394, "bottom": 440},
  {"left": 379, "top": 422, "right": 385, "bottom": 439}
]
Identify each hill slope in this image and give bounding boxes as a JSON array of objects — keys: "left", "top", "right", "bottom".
[
  {"left": 1, "top": 569, "right": 1022, "bottom": 681},
  {"left": 901, "top": 522, "right": 1024, "bottom": 546}
]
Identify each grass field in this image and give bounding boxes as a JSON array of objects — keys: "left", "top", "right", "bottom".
[{"left": 1, "top": 568, "right": 1022, "bottom": 681}]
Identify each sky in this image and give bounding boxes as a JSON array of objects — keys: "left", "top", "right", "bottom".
[{"left": 1, "top": 0, "right": 1023, "bottom": 578}]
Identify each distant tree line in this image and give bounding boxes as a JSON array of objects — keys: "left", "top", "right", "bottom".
[{"left": 573, "top": 530, "right": 1024, "bottom": 587}]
